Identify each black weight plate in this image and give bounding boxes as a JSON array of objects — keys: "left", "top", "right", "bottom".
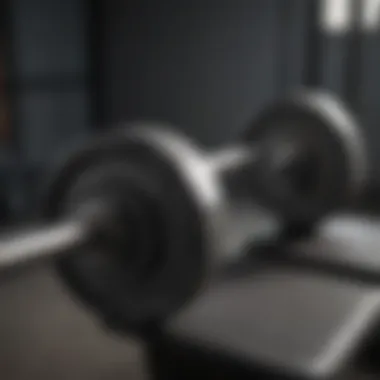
[
  {"left": 244, "top": 89, "right": 368, "bottom": 223},
  {"left": 43, "top": 123, "right": 224, "bottom": 331}
]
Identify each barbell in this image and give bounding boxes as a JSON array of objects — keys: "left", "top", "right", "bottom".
[{"left": 0, "top": 89, "right": 368, "bottom": 332}]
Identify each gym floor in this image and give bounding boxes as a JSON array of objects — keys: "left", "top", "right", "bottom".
[
  {"left": 0, "top": 252, "right": 377, "bottom": 379},
  {"left": 0, "top": 266, "right": 147, "bottom": 380}
]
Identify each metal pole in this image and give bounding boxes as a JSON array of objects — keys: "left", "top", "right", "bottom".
[
  {"left": 0, "top": 201, "right": 109, "bottom": 272},
  {"left": 0, "top": 218, "right": 91, "bottom": 271}
]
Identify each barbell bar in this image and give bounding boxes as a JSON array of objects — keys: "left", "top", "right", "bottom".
[{"left": 0, "top": 89, "right": 368, "bottom": 332}]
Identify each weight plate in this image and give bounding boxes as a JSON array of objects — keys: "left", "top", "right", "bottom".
[
  {"left": 43, "top": 123, "right": 224, "bottom": 332},
  {"left": 244, "top": 89, "right": 368, "bottom": 223}
]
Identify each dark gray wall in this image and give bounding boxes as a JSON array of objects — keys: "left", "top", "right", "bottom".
[
  {"left": 103, "top": 0, "right": 309, "bottom": 146},
  {"left": 317, "top": 12, "right": 380, "bottom": 178},
  {"left": 7, "top": 0, "right": 380, "bottom": 215},
  {"left": 103, "top": 1, "right": 380, "bottom": 181},
  {"left": 358, "top": 32, "right": 380, "bottom": 172},
  {"left": 10, "top": 0, "right": 91, "bottom": 165},
  {"left": 6, "top": 0, "right": 91, "bottom": 217}
]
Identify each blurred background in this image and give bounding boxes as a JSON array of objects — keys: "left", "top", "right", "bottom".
[{"left": 0, "top": 0, "right": 379, "bottom": 378}]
